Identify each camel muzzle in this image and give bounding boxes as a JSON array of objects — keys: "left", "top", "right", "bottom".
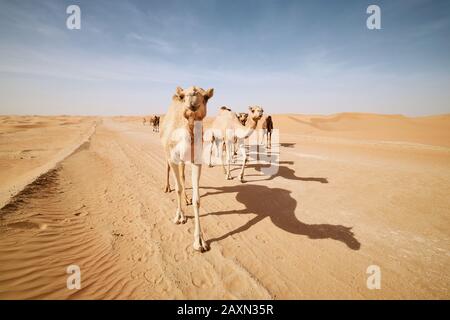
[{"left": 189, "top": 104, "right": 200, "bottom": 111}]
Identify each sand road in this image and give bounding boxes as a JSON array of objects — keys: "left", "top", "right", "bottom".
[{"left": 0, "top": 115, "right": 449, "bottom": 299}]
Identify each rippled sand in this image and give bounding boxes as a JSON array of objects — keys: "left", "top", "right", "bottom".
[{"left": 0, "top": 113, "right": 449, "bottom": 299}]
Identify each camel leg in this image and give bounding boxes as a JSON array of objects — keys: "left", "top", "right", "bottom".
[
  {"left": 215, "top": 139, "right": 220, "bottom": 158},
  {"left": 238, "top": 142, "right": 247, "bottom": 183},
  {"left": 208, "top": 140, "right": 214, "bottom": 167},
  {"left": 220, "top": 141, "right": 227, "bottom": 176},
  {"left": 169, "top": 162, "right": 187, "bottom": 224},
  {"left": 224, "top": 141, "right": 232, "bottom": 180},
  {"left": 232, "top": 138, "right": 237, "bottom": 162},
  {"left": 264, "top": 129, "right": 268, "bottom": 147},
  {"left": 191, "top": 163, "right": 208, "bottom": 252},
  {"left": 179, "top": 162, "right": 192, "bottom": 205},
  {"left": 268, "top": 131, "right": 272, "bottom": 149},
  {"left": 163, "top": 161, "right": 171, "bottom": 193}
]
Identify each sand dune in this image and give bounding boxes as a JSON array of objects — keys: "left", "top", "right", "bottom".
[
  {"left": 0, "top": 113, "right": 449, "bottom": 299},
  {"left": 0, "top": 116, "right": 98, "bottom": 208}
]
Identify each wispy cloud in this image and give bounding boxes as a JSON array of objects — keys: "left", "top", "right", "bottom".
[{"left": 126, "top": 32, "right": 176, "bottom": 54}]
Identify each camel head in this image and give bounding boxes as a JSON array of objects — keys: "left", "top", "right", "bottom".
[
  {"left": 173, "top": 86, "right": 214, "bottom": 122},
  {"left": 248, "top": 106, "right": 264, "bottom": 122},
  {"left": 237, "top": 112, "right": 248, "bottom": 125}
]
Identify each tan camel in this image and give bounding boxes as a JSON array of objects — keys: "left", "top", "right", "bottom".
[
  {"left": 160, "top": 86, "right": 214, "bottom": 252},
  {"left": 206, "top": 106, "right": 263, "bottom": 182},
  {"left": 149, "top": 115, "right": 160, "bottom": 132},
  {"left": 233, "top": 112, "right": 249, "bottom": 158},
  {"left": 261, "top": 115, "right": 274, "bottom": 148}
]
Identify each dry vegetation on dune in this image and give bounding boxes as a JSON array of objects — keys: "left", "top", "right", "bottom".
[{"left": 0, "top": 113, "right": 449, "bottom": 299}]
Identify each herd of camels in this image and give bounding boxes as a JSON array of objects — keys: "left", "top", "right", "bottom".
[{"left": 143, "top": 86, "right": 273, "bottom": 252}]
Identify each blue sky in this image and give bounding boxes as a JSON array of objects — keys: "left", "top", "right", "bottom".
[{"left": 0, "top": 0, "right": 449, "bottom": 116}]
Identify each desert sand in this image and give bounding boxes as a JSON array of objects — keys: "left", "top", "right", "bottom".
[{"left": 0, "top": 113, "right": 449, "bottom": 299}]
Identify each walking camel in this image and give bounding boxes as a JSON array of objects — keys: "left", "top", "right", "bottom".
[
  {"left": 150, "top": 115, "right": 160, "bottom": 132},
  {"left": 233, "top": 112, "right": 249, "bottom": 158},
  {"left": 160, "top": 86, "right": 214, "bottom": 252},
  {"left": 261, "top": 115, "right": 274, "bottom": 149},
  {"left": 206, "top": 106, "right": 264, "bottom": 182}
]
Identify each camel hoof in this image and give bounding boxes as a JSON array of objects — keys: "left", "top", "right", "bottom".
[
  {"left": 173, "top": 214, "right": 186, "bottom": 224},
  {"left": 173, "top": 217, "right": 186, "bottom": 224},
  {"left": 226, "top": 176, "right": 233, "bottom": 180},
  {"left": 164, "top": 187, "right": 171, "bottom": 193},
  {"left": 208, "top": 164, "right": 213, "bottom": 168},
  {"left": 185, "top": 198, "right": 192, "bottom": 206},
  {"left": 193, "top": 239, "right": 209, "bottom": 252}
]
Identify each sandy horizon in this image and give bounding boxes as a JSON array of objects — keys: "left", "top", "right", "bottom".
[{"left": 0, "top": 112, "right": 449, "bottom": 299}]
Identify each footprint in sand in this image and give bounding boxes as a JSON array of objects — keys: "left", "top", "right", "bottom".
[
  {"left": 7, "top": 221, "right": 47, "bottom": 230},
  {"left": 144, "top": 271, "right": 164, "bottom": 286},
  {"left": 173, "top": 252, "right": 183, "bottom": 262},
  {"left": 190, "top": 273, "right": 207, "bottom": 288},
  {"left": 255, "top": 234, "right": 268, "bottom": 244},
  {"left": 160, "top": 233, "right": 170, "bottom": 241},
  {"left": 74, "top": 211, "right": 89, "bottom": 217},
  {"left": 190, "top": 268, "right": 214, "bottom": 289}
]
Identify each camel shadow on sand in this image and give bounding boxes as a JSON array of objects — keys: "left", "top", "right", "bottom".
[
  {"left": 240, "top": 161, "right": 329, "bottom": 184},
  {"left": 201, "top": 183, "right": 360, "bottom": 250},
  {"left": 280, "top": 142, "right": 296, "bottom": 148}
]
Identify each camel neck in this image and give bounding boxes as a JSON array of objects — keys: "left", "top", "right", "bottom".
[
  {"left": 235, "top": 116, "right": 259, "bottom": 140},
  {"left": 245, "top": 117, "right": 258, "bottom": 130}
]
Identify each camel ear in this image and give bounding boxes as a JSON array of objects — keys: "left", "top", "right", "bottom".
[
  {"left": 175, "top": 86, "right": 184, "bottom": 99},
  {"left": 205, "top": 88, "right": 214, "bottom": 100},
  {"left": 248, "top": 106, "right": 254, "bottom": 112}
]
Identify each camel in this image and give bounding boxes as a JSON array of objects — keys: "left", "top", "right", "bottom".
[
  {"left": 150, "top": 115, "right": 160, "bottom": 132},
  {"left": 160, "top": 86, "right": 214, "bottom": 252},
  {"left": 233, "top": 113, "right": 249, "bottom": 157},
  {"left": 230, "top": 112, "right": 249, "bottom": 158},
  {"left": 261, "top": 115, "right": 273, "bottom": 148},
  {"left": 206, "top": 106, "right": 263, "bottom": 182}
]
